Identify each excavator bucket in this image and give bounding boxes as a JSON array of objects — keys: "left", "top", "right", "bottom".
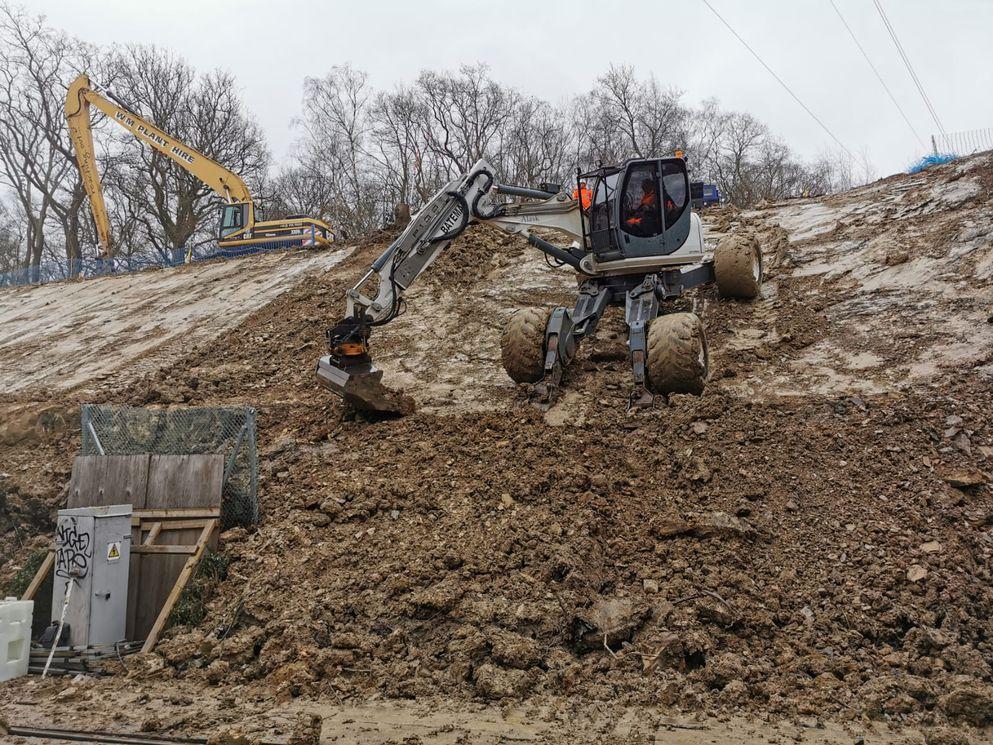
[
  {"left": 315, "top": 357, "right": 407, "bottom": 415},
  {"left": 316, "top": 319, "right": 415, "bottom": 416}
]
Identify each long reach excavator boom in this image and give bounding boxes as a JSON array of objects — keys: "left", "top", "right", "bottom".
[{"left": 65, "top": 74, "right": 333, "bottom": 259}]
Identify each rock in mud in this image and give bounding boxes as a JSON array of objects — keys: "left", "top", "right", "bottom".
[
  {"left": 157, "top": 630, "right": 206, "bottom": 664},
  {"left": 207, "top": 729, "right": 256, "bottom": 745},
  {"left": 473, "top": 663, "right": 534, "bottom": 699},
  {"left": 571, "top": 597, "right": 651, "bottom": 652},
  {"left": 489, "top": 630, "right": 544, "bottom": 669},
  {"left": 655, "top": 512, "right": 757, "bottom": 541},
  {"left": 0, "top": 403, "right": 71, "bottom": 445},
  {"left": 288, "top": 713, "right": 322, "bottom": 745},
  {"left": 940, "top": 681, "right": 993, "bottom": 725},
  {"left": 924, "top": 728, "right": 974, "bottom": 745},
  {"left": 942, "top": 468, "right": 986, "bottom": 489}
]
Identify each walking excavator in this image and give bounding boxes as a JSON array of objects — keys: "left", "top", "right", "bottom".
[
  {"left": 65, "top": 74, "right": 334, "bottom": 259},
  {"left": 317, "top": 156, "right": 762, "bottom": 411}
]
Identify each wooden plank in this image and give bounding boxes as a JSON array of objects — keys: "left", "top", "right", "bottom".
[
  {"left": 142, "top": 522, "right": 163, "bottom": 545},
  {"left": 132, "top": 544, "right": 197, "bottom": 555},
  {"left": 125, "top": 521, "right": 143, "bottom": 642},
  {"left": 22, "top": 551, "right": 54, "bottom": 601},
  {"left": 131, "top": 508, "right": 220, "bottom": 522},
  {"left": 68, "top": 455, "right": 150, "bottom": 509},
  {"left": 141, "top": 520, "right": 216, "bottom": 653},
  {"left": 145, "top": 455, "right": 224, "bottom": 510},
  {"left": 140, "top": 519, "right": 215, "bottom": 532}
]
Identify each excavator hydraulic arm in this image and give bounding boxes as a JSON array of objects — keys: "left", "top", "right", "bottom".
[{"left": 317, "top": 158, "right": 586, "bottom": 412}]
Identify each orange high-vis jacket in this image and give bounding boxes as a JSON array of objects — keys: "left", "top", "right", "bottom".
[
  {"left": 626, "top": 189, "right": 657, "bottom": 226},
  {"left": 572, "top": 185, "right": 592, "bottom": 210}
]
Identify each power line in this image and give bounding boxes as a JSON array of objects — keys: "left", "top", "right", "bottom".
[
  {"left": 828, "top": 0, "right": 926, "bottom": 150},
  {"left": 872, "top": 0, "right": 946, "bottom": 136},
  {"left": 700, "top": 0, "right": 856, "bottom": 160}
]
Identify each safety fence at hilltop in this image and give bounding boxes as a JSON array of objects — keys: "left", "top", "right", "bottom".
[
  {"left": 907, "top": 128, "right": 992, "bottom": 174},
  {"left": 931, "top": 128, "right": 993, "bottom": 158},
  {"left": 0, "top": 238, "right": 314, "bottom": 289}
]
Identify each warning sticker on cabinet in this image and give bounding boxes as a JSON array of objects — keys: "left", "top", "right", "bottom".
[{"left": 107, "top": 542, "right": 122, "bottom": 562}]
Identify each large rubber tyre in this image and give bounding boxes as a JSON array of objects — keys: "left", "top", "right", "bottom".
[
  {"left": 501, "top": 307, "right": 551, "bottom": 384},
  {"left": 714, "top": 236, "right": 762, "bottom": 299},
  {"left": 646, "top": 313, "right": 709, "bottom": 396}
]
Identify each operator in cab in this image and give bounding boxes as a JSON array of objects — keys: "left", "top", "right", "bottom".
[{"left": 624, "top": 178, "right": 661, "bottom": 236}]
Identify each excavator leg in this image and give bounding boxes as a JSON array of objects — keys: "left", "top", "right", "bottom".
[
  {"left": 625, "top": 277, "right": 662, "bottom": 408},
  {"left": 501, "top": 281, "right": 610, "bottom": 403},
  {"left": 536, "top": 281, "right": 611, "bottom": 401},
  {"left": 534, "top": 306, "right": 576, "bottom": 402}
]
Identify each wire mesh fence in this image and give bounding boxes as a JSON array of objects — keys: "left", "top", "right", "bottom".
[
  {"left": 932, "top": 128, "right": 993, "bottom": 158},
  {"left": 81, "top": 404, "right": 258, "bottom": 529}
]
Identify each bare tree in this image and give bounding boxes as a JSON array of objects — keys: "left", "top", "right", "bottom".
[
  {"left": 573, "top": 65, "right": 686, "bottom": 169},
  {"left": 502, "top": 96, "right": 570, "bottom": 187},
  {"left": 297, "top": 64, "right": 381, "bottom": 233},
  {"left": 368, "top": 85, "right": 427, "bottom": 210},
  {"left": 0, "top": 197, "right": 23, "bottom": 284},
  {"left": 0, "top": 4, "right": 66, "bottom": 280},
  {"left": 416, "top": 64, "right": 519, "bottom": 178}
]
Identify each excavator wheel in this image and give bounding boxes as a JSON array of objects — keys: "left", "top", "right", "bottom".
[
  {"left": 646, "top": 312, "right": 709, "bottom": 396},
  {"left": 714, "top": 235, "right": 763, "bottom": 299},
  {"left": 501, "top": 307, "right": 551, "bottom": 384}
]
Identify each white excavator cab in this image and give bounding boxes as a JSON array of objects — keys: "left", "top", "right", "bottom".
[{"left": 583, "top": 157, "right": 692, "bottom": 263}]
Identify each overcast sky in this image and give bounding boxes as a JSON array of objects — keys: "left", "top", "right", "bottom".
[{"left": 23, "top": 0, "right": 993, "bottom": 178}]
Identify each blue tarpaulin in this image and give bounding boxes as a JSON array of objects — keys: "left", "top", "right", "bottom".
[{"left": 908, "top": 153, "right": 956, "bottom": 174}]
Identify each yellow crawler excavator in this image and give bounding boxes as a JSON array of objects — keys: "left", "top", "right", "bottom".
[{"left": 65, "top": 74, "right": 334, "bottom": 259}]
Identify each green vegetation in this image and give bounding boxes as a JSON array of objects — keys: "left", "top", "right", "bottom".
[
  {"left": 167, "top": 551, "right": 230, "bottom": 629},
  {"left": 1, "top": 548, "right": 47, "bottom": 598}
]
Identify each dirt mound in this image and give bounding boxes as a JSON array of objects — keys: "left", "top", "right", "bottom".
[{"left": 3, "top": 153, "right": 993, "bottom": 732}]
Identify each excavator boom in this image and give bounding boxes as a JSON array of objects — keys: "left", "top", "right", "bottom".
[
  {"left": 65, "top": 74, "right": 333, "bottom": 258},
  {"left": 317, "top": 159, "right": 589, "bottom": 412}
]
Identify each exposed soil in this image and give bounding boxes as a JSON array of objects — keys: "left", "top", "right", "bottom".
[{"left": 2, "top": 153, "right": 993, "bottom": 742}]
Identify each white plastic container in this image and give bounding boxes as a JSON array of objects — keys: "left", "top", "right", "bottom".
[{"left": 0, "top": 596, "right": 33, "bottom": 681}]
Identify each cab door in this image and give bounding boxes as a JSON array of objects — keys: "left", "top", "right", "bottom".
[
  {"left": 660, "top": 160, "right": 691, "bottom": 254},
  {"left": 617, "top": 161, "right": 665, "bottom": 258},
  {"left": 218, "top": 203, "right": 248, "bottom": 240}
]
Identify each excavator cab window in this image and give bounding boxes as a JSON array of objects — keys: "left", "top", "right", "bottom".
[
  {"left": 620, "top": 163, "right": 663, "bottom": 239},
  {"left": 660, "top": 159, "right": 691, "bottom": 254},
  {"left": 661, "top": 161, "right": 688, "bottom": 228},
  {"left": 587, "top": 169, "right": 620, "bottom": 259},
  {"left": 614, "top": 158, "right": 691, "bottom": 258},
  {"left": 219, "top": 203, "right": 247, "bottom": 238}
]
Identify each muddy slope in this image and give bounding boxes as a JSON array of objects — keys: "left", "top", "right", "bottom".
[{"left": 2, "top": 154, "right": 993, "bottom": 733}]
